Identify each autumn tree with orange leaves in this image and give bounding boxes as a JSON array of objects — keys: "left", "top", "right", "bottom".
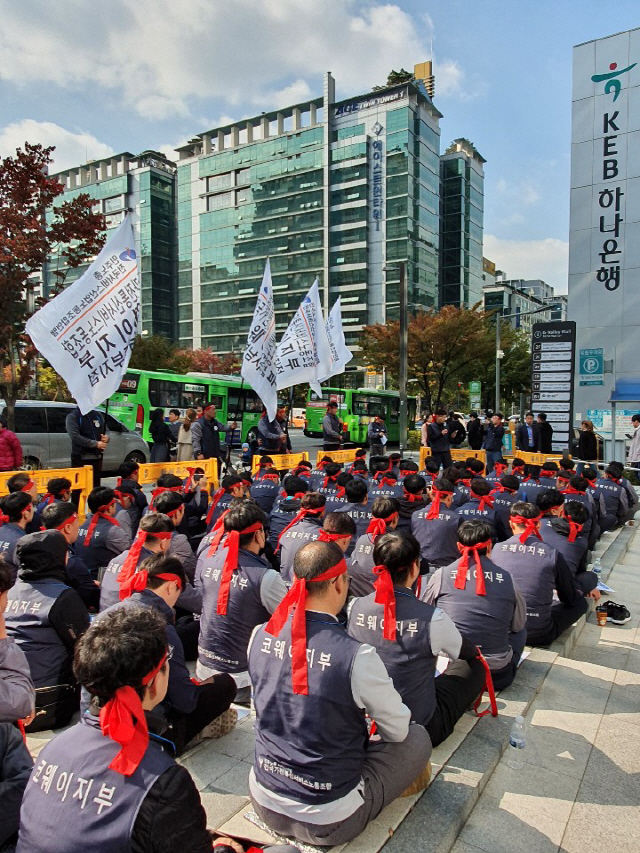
[{"left": 0, "top": 143, "right": 105, "bottom": 428}]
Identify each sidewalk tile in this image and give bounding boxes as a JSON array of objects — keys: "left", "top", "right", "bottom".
[
  {"left": 206, "top": 727, "right": 256, "bottom": 761},
  {"left": 560, "top": 779, "right": 640, "bottom": 853},
  {"left": 579, "top": 717, "right": 640, "bottom": 800},
  {"left": 483, "top": 761, "right": 580, "bottom": 823},
  {"left": 207, "top": 760, "right": 252, "bottom": 796},
  {"left": 519, "top": 724, "right": 593, "bottom": 780},
  {"left": 450, "top": 841, "right": 489, "bottom": 853},
  {"left": 199, "top": 791, "right": 249, "bottom": 829},
  {"left": 529, "top": 708, "right": 602, "bottom": 744},
  {"left": 178, "top": 745, "right": 238, "bottom": 790}
]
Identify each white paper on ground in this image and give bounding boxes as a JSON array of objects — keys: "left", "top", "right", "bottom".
[
  {"left": 518, "top": 650, "right": 531, "bottom": 667},
  {"left": 596, "top": 581, "right": 614, "bottom": 593}
]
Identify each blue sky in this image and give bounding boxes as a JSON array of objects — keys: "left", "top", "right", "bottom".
[{"left": 0, "top": 0, "right": 638, "bottom": 293}]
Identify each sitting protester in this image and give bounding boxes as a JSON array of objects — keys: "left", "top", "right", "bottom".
[
  {"left": 370, "top": 469, "right": 404, "bottom": 501},
  {"left": 443, "top": 466, "right": 470, "bottom": 509},
  {"left": 277, "top": 493, "right": 326, "bottom": 585},
  {"left": 113, "top": 480, "right": 139, "bottom": 542},
  {"left": 561, "top": 474, "right": 599, "bottom": 547},
  {"left": 491, "top": 502, "right": 588, "bottom": 646},
  {"left": 397, "top": 459, "right": 419, "bottom": 484},
  {"left": 0, "top": 559, "right": 35, "bottom": 849},
  {"left": 154, "top": 491, "right": 197, "bottom": 582},
  {"left": 537, "top": 494, "right": 597, "bottom": 597},
  {"left": 594, "top": 466, "right": 629, "bottom": 531},
  {"left": 423, "top": 520, "right": 527, "bottom": 691},
  {"left": 77, "top": 486, "right": 132, "bottom": 578},
  {"left": 42, "top": 501, "right": 100, "bottom": 610},
  {"left": 511, "top": 458, "right": 526, "bottom": 481},
  {"left": 16, "top": 606, "right": 231, "bottom": 852},
  {"left": 396, "top": 474, "right": 429, "bottom": 530},
  {"left": 103, "top": 553, "right": 237, "bottom": 754},
  {"left": 250, "top": 467, "right": 281, "bottom": 514},
  {"left": 348, "top": 532, "right": 485, "bottom": 746},
  {"left": 316, "top": 462, "right": 343, "bottom": 496},
  {"left": 309, "top": 456, "right": 333, "bottom": 490},
  {"left": 196, "top": 502, "right": 287, "bottom": 703},
  {"left": 456, "top": 478, "right": 509, "bottom": 541},
  {"left": 320, "top": 511, "right": 356, "bottom": 557},
  {"left": 206, "top": 475, "right": 248, "bottom": 531},
  {"left": 7, "top": 473, "right": 39, "bottom": 534},
  {"left": 485, "top": 459, "right": 508, "bottom": 486},
  {"left": 33, "top": 476, "right": 72, "bottom": 528},
  {"left": 0, "top": 492, "right": 34, "bottom": 586},
  {"left": 5, "top": 531, "right": 90, "bottom": 730},
  {"left": 268, "top": 475, "right": 310, "bottom": 551},
  {"left": 249, "top": 540, "right": 432, "bottom": 847},
  {"left": 323, "top": 471, "right": 352, "bottom": 513},
  {"left": 334, "top": 478, "right": 372, "bottom": 546},
  {"left": 349, "top": 459, "right": 370, "bottom": 486},
  {"left": 490, "top": 474, "right": 521, "bottom": 530},
  {"left": 410, "top": 478, "right": 460, "bottom": 573},
  {"left": 349, "top": 497, "right": 400, "bottom": 597}
]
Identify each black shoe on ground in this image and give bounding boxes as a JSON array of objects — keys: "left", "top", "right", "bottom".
[{"left": 599, "top": 601, "right": 631, "bottom": 624}]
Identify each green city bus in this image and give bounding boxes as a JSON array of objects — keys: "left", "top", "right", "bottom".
[
  {"left": 109, "top": 369, "right": 264, "bottom": 444},
  {"left": 304, "top": 388, "right": 416, "bottom": 445}
]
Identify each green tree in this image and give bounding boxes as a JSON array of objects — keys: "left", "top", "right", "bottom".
[
  {"left": 1, "top": 143, "right": 105, "bottom": 429},
  {"left": 129, "top": 334, "right": 178, "bottom": 371},
  {"left": 372, "top": 68, "right": 414, "bottom": 91},
  {"left": 472, "top": 320, "right": 532, "bottom": 413}
]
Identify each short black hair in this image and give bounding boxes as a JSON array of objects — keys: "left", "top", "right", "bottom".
[
  {"left": 510, "top": 501, "right": 540, "bottom": 520},
  {"left": 435, "top": 408, "right": 447, "bottom": 416},
  {"left": 468, "top": 459, "right": 485, "bottom": 474},
  {"left": 605, "top": 464, "right": 620, "bottom": 477},
  {"left": 511, "top": 457, "right": 525, "bottom": 469},
  {"left": 46, "top": 477, "right": 72, "bottom": 498},
  {"left": 351, "top": 460, "right": 368, "bottom": 473},
  {"left": 569, "top": 475, "right": 588, "bottom": 492},
  {"left": 74, "top": 605, "right": 167, "bottom": 704},
  {"left": 541, "top": 461, "right": 558, "bottom": 473},
  {"left": 559, "top": 458, "right": 575, "bottom": 471},
  {"left": 563, "top": 501, "right": 588, "bottom": 524},
  {"left": 526, "top": 464, "right": 541, "bottom": 479},
  {"left": 323, "top": 512, "right": 356, "bottom": 536},
  {"left": 169, "top": 409, "right": 181, "bottom": 418},
  {"left": 139, "top": 512, "right": 174, "bottom": 539},
  {"left": 536, "top": 489, "right": 565, "bottom": 513},
  {"left": 458, "top": 519, "right": 493, "bottom": 550},
  {"left": 425, "top": 458, "right": 440, "bottom": 474},
  {"left": 403, "top": 474, "right": 426, "bottom": 495},
  {"left": 118, "top": 460, "right": 140, "bottom": 479},
  {"left": 443, "top": 466, "right": 460, "bottom": 484},
  {"left": 399, "top": 460, "right": 419, "bottom": 473},
  {"left": 154, "top": 491, "right": 185, "bottom": 516},
  {"left": 345, "top": 479, "right": 368, "bottom": 503},
  {"left": 301, "top": 492, "right": 325, "bottom": 510},
  {"left": 372, "top": 496, "right": 400, "bottom": 519},
  {"left": 0, "top": 492, "right": 32, "bottom": 522},
  {"left": 525, "top": 411, "right": 534, "bottom": 418},
  {"left": 537, "top": 412, "right": 547, "bottom": 421},
  {"left": 283, "top": 475, "right": 309, "bottom": 496},
  {"left": 583, "top": 467, "right": 598, "bottom": 482},
  {"left": 355, "top": 448, "right": 367, "bottom": 458},
  {"left": 373, "top": 531, "right": 419, "bottom": 585},
  {"left": 7, "top": 473, "right": 33, "bottom": 493},
  {"left": 470, "top": 478, "right": 491, "bottom": 497},
  {"left": 293, "top": 541, "right": 345, "bottom": 594},
  {"left": 433, "top": 477, "right": 454, "bottom": 493},
  {"left": 87, "top": 486, "right": 115, "bottom": 513},
  {"left": 138, "top": 553, "right": 186, "bottom": 591},
  {"left": 500, "top": 475, "right": 520, "bottom": 492},
  {"left": 223, "top": 501, "right": 266, "bottom": 547},
  {"left": 42, "top": 501, "right": 77, "bottom": 529},
  {"left": 220, "top": 474, "right": 243, "bottom": 491},
  {"left": 324, "top": 463, "right": 342, "bottom": 478},
  {"left": 336, "top": 472, "right": 353, "bottom": 488},
  {"left": 157, "top": 473, "right": 183, "bottom": 488}
]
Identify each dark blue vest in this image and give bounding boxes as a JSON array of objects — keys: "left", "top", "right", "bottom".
[
  {"left": 456, "top": 499, "right": 500, "bottom": 538},
  {"left": 198, "top": 548, "right": 270, "bottom": 674},
  {"left": 17, "top": 715, "right": 174, "bottom": 853},
  {"left": 348, "top": 533, "right": 377, "bottom": 598},
  {"left": 0, "top": 522, "right": 25, "bottom": 585},
  {"left": 370, "top": 483, "right": 404, "bottom": 501},
  {"left": 410, "top": 507, "right": 460, "bottom": 567},
  {"left": 268, "top": 499, "right": 301, "bottom": 550},
  {"left": 335, "top": 502, "right": 372, "bottom": 541},
  {"left": 207, "top": 492, "right": 234, "bottom": 531},
  {"left": 540, "top": 519, "right": 587, "bottom": 576},
  {"left": 250, "top": 480, "right": 280, "bottom": 513},
  {"left": 348, "top": 588, "right": 437, "bottom": 726},
  {"left": 451, "top": 485, "right": 469, "bottom": 509},
  {"left": 436, "top": 555, "right": 516, "bottom": 658},
  {"left": 250, "top": 612, "right": 368, "bottom": 804},
  {"left": 6, "top": 579, "right": 71, "bottom": 688},
  {"left": 490, "top": 534, "right": 558, "bottom": 635},
  {"left": 99, "top": 546, "right": 153, "bottom": 613},
  {"left": 278, "top": 518, "right": 323, "bottom": 585},
  {"left": 77, "top": 517, "right": 121, "bottom": 577},
  {"left": 492, "top": 491, "right": 518, "bottom": 528}
]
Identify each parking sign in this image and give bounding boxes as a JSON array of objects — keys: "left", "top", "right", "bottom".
[{"left": 579, "top": 348, "right": 604, "bottom": 386}]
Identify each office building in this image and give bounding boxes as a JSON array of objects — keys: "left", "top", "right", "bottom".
[
  {"left": 483, "top": 278, "right": 553, "bottom": 332},
  {"left": 49, "top": 151, "right": 177, "bottom": 339},
  {"left": 439, "top": 138, "right": 486, "bottom": 309},
  {"left": 174, "top": 66, "right": 444, "bottom": 353},
  {"left": 569, "top": 27, "right": 640, "bottom": 455}
]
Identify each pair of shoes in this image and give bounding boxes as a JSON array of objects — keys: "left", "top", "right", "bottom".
[
  {"left": 596, "top": 601, "right": 631, "bottom": 624},
  {"left": 183, "top": 708, "right": 238, "bottom": 751}
]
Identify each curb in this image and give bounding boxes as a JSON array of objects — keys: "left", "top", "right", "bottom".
[{"left": 382, "top": 524, "right": 635, "bottom": 853}]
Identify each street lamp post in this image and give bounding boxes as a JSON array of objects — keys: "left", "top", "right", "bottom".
[{"left": 383, "top": 262, "right": 408, "bottom": 453}]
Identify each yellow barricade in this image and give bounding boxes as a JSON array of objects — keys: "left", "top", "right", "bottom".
[
  {"left": 252, "top": 452, "right": 309, "bottom": 474},
  {"left": 137, "top": 458, "right": 219, "bottom": 490},
  {"left": 315, "top": 448, "right": 364, "bottom": 467},
  {"left": 0, "top": 465, "right": 94, "bottom": 521},
  {"left": 419, "top": 447, "right": 486, "bottom": 469},
  {"left": 517, "top": 451, "right": 568, "bottom": 466}
]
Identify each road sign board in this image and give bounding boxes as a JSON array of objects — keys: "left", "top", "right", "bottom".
[{"left": 579, "top": 348, "right": 604, "bottom": 386}]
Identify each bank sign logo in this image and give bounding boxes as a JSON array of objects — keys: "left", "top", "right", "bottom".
[{"left": 591, "top": 61, "right": 636, "bottom": 101}]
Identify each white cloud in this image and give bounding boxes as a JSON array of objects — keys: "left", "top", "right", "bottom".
[
  {"left": 483, "top": 234, "right": 569, "bottom": 294},
  {"left": 0, "top": 1, "right": 472, "bottom": 120},
  {"left": 0, "top": 119, "right": 114, "bottom": 172}
]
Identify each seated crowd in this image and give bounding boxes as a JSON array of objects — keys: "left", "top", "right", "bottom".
[{"left": 0, "top": 450, "right": 631, "bottom": 850}]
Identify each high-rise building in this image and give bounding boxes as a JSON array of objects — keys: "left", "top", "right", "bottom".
[
  {"left": 49, "top": 151, "right": 177, "bottom": 339},
  {"left": 439, "top": 138, "right": 486, "bottom": 309},
  {"left": 483, "top": 278, "right": 553, "bottom": 332},
  {"left": 174, "top": 67, "right": 443, "bottom": 353}
]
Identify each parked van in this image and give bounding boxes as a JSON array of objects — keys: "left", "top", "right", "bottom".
[{"left": 0, "top": 401, "right": 149, "bottom": 473}]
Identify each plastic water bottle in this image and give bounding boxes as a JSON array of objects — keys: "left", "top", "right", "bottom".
[
  {"left": 507, "top": 716, "right": 526, "bottom": 769},
  {"left": 593, "top": 558, "right": 602, "bottom": 576}
]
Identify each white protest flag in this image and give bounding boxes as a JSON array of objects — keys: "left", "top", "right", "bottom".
[
  {"left": 25, "top": 215, "right": 140, "bottom": 415},
  {"left": 318, "top": 297, "right": 353, "bottom": 381},
  {"left": 274, "top": 279, "right": 329, "bottom": 397},
  {"left": 240, "top": 259, "right": 278, "bottom": 421}
]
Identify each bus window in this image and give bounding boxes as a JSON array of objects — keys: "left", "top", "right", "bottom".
[
  {"left": 244, "top": 389, "right": 263, "bottom": 412},
  {"left": 149, "top": 379, "right": 181, "bottom": 408},
  {"left": 309, "top": 390, "right": 345, "bottom": 408},
  {"left": 353, "top": 395, "right": 385, "bottom": 418},
  {"left": 181, "top": 382, "right": 209, "bottom": 409},
  {"left": 389, "top": 397, "right": 400, "bottom": 424}
]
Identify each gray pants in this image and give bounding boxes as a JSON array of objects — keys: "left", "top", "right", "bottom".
[
  {"left": 251, "top": 724, "right": 431, "bottom": 847},
  {"left": 370, "top": 442, "right": 385, "bottom": 457}
]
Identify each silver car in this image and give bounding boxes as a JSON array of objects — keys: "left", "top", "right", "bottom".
[{"left": 0, "top": 401, "right": 149, "bottom": 472}]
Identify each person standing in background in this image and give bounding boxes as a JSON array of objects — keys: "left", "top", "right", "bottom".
[
  {"left": 149, "top": 408, "right": 175, "bottom": 463},
  {"left": 66, "top": 406, "right": 108, "bottom": 489},
  {"left": 466, "top": 412, "right": 484, "bottom": 450},
  {"left": 0, "top": 418, "right": 22, "bottom": 472},
  {"left": 516, "top": 412, "right": 540, "bottom": 453},
  {"left": 427, "top": 409, "right": 452, "bottom": 470},
  {"left": 368, "top": 413, "right": 388, "bottom": 456},
  {"left": 626, "top": 415, "right": 640, "bottom": 473},
  {"left": 176, "top": 407, "right": 197, "bottom": 461},
  {"left": 537, "top": 412, "right": 554, "bottom": 454},
  {"left": 484, "top": 412, "right": 505, "bottom": 474},
  {"left": 322, "top": 401, "right": 343, "bottom": 452},
  {"left": 578, "top": 419, "right": 600, "bottom": 474}
]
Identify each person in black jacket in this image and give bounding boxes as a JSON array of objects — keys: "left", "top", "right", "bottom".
[
  {"left": 65, "top": 406, "right": 109, "bottom": 489},
  {"left": 466, "top": 412, "right": 484, "bottom": 450},
  {"left": 447, "top": 413, "right": 466, "bottom": 448},
  {"left": 149, "top": 408, "right": 175, "bottom": 463},
  {"left": 427, "top": 409, "right": 452, "bottom": 470},
  {"left": 483, "top": 413, "right": 505, "bottom": 474},
  {"left": 515, "top": 413, "right": 540, "bottom": 453},
  {"left": 577, "top": 420, "right": 598, "bottom": 472},
  {"left": 537, "top": 412, "right": 554, "bottom": 454}
]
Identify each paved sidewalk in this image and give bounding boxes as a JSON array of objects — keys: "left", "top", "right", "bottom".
[{"left": 451, "top": 530, "right": 640, "bottom": 853}]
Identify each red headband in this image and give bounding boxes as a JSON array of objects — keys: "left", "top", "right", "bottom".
[
  {"left": 100, "top": 650, "right": 169, "bottom": 776},
  {"left": 511, "top": 514, "right": 542, "bottom": 543},
  {"left": 491, "top": 483, "right": 517, "bottom": 495},
  {"left": 0, "top": 512, "right": 9, "bottom": 525},
  {"left": 216, "top": 522, "right": 264, "bottom": 615},
  {"left": 203, "top": 403, "right": 216, "bottom": 412},
  {"left": 318, "top": 530, "right": 348, "bottom": 543},
  {"left": 322, "top": 474, "right": 338, "bottom": 488},
  {"left": 20, "top": 479, "right": 35, "bottom": 493},
  {"left": 455, "top": 540, "right": 492, "bottom": 595},
  {"left": 562, "top": 511, "right": 583, "bottom": 543},
  {"left": 41, "top": 493, "right": 57, "bottom": 507},
  {"left": 56, "top": 512, "right": 78, "bottom": 531},
  {"left": 84, "top": 500, "right": 118, "bottom": 545},
  {"left": 494, "top": 463, "right": 508, "bottom": 475},
  {"left": 206, "top": 509, "right": 231, "bottom": 556},
  {"left": 265, "top": 558, "right": 347, "bottom": 694},
  {"left": 426, "top": 487, "right": 453, "bottom": 520},
  {"left": 373, "top": 564, "right": 398, "bottom": 641},
  {"left": 205, "top": 484, "right": 240, "bottom": 527},
  {"left": 366, "top": 513, "right": 398, "bottom": 537},
  {"left": 120, "top": 570, "right": 183, "bottom": 600},
  {"left": 262, "top": 473, "right": 280, "bottom": 482},
  {"left": 276, "top": 506, "right": 324, "bottom": 551},
  {"left": 512, "top": 465, "right": 524, "bottom": 474},
  {"left": 471, "top": 491, "right": 494, "bottom": 512},
  {"left": 117, "top": 530, "right": 173, "bottom": 598},
  {"left": 562, "top": 485, "right": 584, "bottom": 495},
  {"left": 183, "top": 467, "right": 197, "bottom": 493},
  {"left": 376, "top": 476, "right": 397, "bottom": 489},
  {"left": 403, "top": 489, "right": 423, "bottom": 503},
  {"left": 150, "top": 485, "right": 183, "bottom": 509}
]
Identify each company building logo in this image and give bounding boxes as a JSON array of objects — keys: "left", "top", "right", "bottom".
[
  {"left": 119, "top": 247, "right": 137, "bottom": 261},
  {"left": 591, "top": 61, "right": 637, "bottom": 101}
]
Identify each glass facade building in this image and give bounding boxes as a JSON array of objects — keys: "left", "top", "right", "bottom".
[
  {"left": 176, "top": 71, "right": 443, "bottom": 352},
  {"left": 439, "top": 138, "right": 485, "bottom": 309},
  {"left": 48, "top": 152, "right": 177, "bottom": 339}
]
